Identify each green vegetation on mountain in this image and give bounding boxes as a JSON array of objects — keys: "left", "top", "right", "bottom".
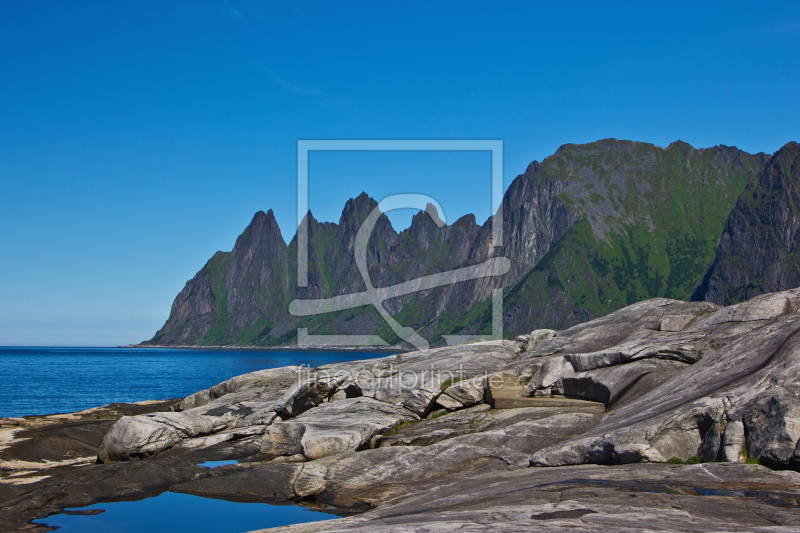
[
  {"left": 144, "top": 138, "right": 791, "bottom": 349},
  {"left": 696, "top": 142, "right": 800, "bottom": 305},
  {"left": 498, "top": 140, "right": 766, "bottom": 333}
]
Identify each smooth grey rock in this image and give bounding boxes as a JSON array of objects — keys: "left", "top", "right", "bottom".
[
  {"left": 525, "top": 329, "right": 557, "bottom": 352},
  {"left": 98, "top": 412, "right": 227, "bottom": 462},
  {"left": 173, "top": 463, "right": 304, "bottom": 502},
  {"left": 372, "top": 404, "right": 492, "bottom": 448},
  {"left": 699, "top": 290, "right": 800, "bottom": 326},
  {"left": 101, "top": 367, "right": 303, "bottom": 461},
  {"left": 328, "top": 390, "right": 347, "bottom": 402},
  {"left": 554, "top": 359, "right": 687, "bottom": 407},
  {"left": 532, "top": 356, "right": 574, "bottom": 389},
  {"left": 179, "top": 389, "right": 211, "bottom": 411},
  {"left": 99, "top": 342, "right": 519, "bottom": 463},
  {"left": 174, "top": 425, "right": 266, "bottom": 450},
  {"left": 275, "top": 373, "right": 348, "bottom": 417},
  {"left": 564, "top": 342, "right": 698, "bottom": 373},
  {"left": 721, "top": 420, "right": 746, "bottom": 462},
  {"left": 402, "top": 388, "right": 439, "bottom": 418},
  {"left": 531, "top": 290, "right": 800, "bottom": 467},
  {"left": 435, "top": 393, "right": 463, "bottom": 410},
  {"left": 293, "top": 462, "right": 328, "bottom": 498},
  {"left": 353, "top": 341, "right": 516, "bottom": 405},
  {"left": 254, "top": 463, "right": 800, "bottom": 533},
  {"left": 320, "top": 406, "right": 604, "bottom": 507},
  {"left": 698, "top": 421, "right": 722, "bottom": 462},
  {"left": 261, "top": 398, "right": 417, "bottom": 460},
  {"left": 743, "top": 391, "right": 800, "bottom": 466},
  {"left": 442, "top": 376, "right": 485, "bottom": 407},
  {"left": 179, "top": 366, "right": 302, "bottom": 411},
  {"left": 659, "top": 314, "right": 696, "bottom": 332},
  {"left": 261, "top": 422, "right": 306, "bottom": 456}
]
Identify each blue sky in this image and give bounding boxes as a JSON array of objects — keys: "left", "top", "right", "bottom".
[{"left": 1, "top": 1, "right": 798, "bottom": 346}]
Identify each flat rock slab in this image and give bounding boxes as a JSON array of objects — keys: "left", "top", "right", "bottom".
[
  {"left": 252, "top": 463, "right": 800, "bottom": 532},
  {"left": 489, "top": 396, "right": 606, "bottom": 410},
  {"left": 19, "top": 291, "right": 800, "bottom": 532},
  {"left": 373, "top": 404, "right": 493, "bottom": 448},
  {"left": 0, "top": 400, "right": 178, "bottom": 479}
]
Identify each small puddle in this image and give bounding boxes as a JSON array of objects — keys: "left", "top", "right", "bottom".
[
  {"left": 34, "top": 491, "right": 337, "bottom": 533},
  {"left": 197, "top": 460, "right": 239, "bottom": 468}
]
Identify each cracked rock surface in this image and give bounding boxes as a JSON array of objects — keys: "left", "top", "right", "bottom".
[{"left": 8, "top": 290, "right": 800, "bottom": 531}]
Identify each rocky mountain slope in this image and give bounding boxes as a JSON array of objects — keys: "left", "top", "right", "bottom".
[
  {"left": 144, "top": 139, "right": 792, "bottom": 348},
  {"left": 694, "top": 142, "right": 800, "bottom": 305}
]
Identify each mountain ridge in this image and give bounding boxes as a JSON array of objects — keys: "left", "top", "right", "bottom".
[{"left": 144, "top": 138, "right": 793, "bottom": 348}]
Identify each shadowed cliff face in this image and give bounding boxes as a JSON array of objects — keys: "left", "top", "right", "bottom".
[
  {"left": 695, "top": 142, "right": 800, "bottom": 305},
  {"left": 146, "top": 139, "right": 794, "bottom": 348},
  {"left": 149, "top": 210, "right": 289, "bottom": 346}
]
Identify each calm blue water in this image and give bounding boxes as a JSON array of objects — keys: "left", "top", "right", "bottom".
[
  {"left": 33, "top": 491, "right": 336, "bottom": 532},
  {"left": 0, "top": 347, "right": 388, "bottom": 418},
  {"left": 198, "top": 460, "right": 239, "bottom": 468}
]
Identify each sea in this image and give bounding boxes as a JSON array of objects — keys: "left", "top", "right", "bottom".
[
  {"left": 3, "top": 346, "right": 390, "bottom": 532},
  {"left": 0, "top": 346, "right": 389, "bottom": 419}
]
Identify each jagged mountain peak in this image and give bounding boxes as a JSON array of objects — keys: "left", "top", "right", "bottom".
[
  {"left": 339, "top": 192, "right": 379, "bottom": 224},
  {"left": 407, "top": 205, "right": 445, "bottom": 236},
  {"left": 425, "top": 202, "right": 444, "bottom": 226},
  {"left": 336, "top": 193, "right": 393, "bottom": 250},
  {"left": 300, "top": 209, "right": 319, "bottom": 226},
  {"left": 145, "top": 138, "right": 791, "bottom": 348},
  {"left": 772, "top": 140, "right": 800, "bottom": 167},
  {"left": 453, "top": 213, "right": 478, "bottom": 227},
  {"left": 234, "top": 209, "right": 286, "bottom": 251}
]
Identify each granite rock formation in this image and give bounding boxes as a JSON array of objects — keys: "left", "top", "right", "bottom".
[{"left": 10, "top": 291, "right": 800, "bottom": 531}]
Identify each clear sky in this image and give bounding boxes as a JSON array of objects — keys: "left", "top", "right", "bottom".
[{"left": 1, "top": 1, "right": 798, "bottom": 346}]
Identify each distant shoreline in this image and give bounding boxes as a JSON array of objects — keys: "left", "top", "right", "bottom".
[{"left": 122, "top": 343, "right": 407, "bottom": 353}]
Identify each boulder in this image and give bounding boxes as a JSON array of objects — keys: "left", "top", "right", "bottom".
[
  {"left": 402, "top": 389, "right": 440, "bottom": 418},
  {"left": 554, "top": 359, "right": 687, "bottom": 407},
  {"left": 274, "top": 373, "right": 349, "bottom": 417},
  {"left": 525, "top": 329, "right": 557, "bottom": 352},
  {"left": 530, "top": 291, "right": 800, "bottom": 467},
  {"left": 742, "top": 391, "right": 800, "bottom": 466},
  {"left": 261, "top": 397, "right": 417, "bottom": 460},
  {"left": 98, "top": 412, "right": 226, "bottom": 462},
  {"left": 441, "top": 376, "right": 485, "bottom": 407},
  {"left": 178, "top": 366, "right": 301, "bottom": 411},
  {"left": 721, "top": 420, "right": 745, "bottom": 462},
  {"left": 532, "top": 356, "right": 574, "bottom": 390},
  {"left": 260, "top": 422, "right": 306, "bottom": 456},
  {"left": 434, "top": 393, "right": 463, "bottom": 410},
  {"left": 100, "top": 367, "right": 302, "bottom": 461}
]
